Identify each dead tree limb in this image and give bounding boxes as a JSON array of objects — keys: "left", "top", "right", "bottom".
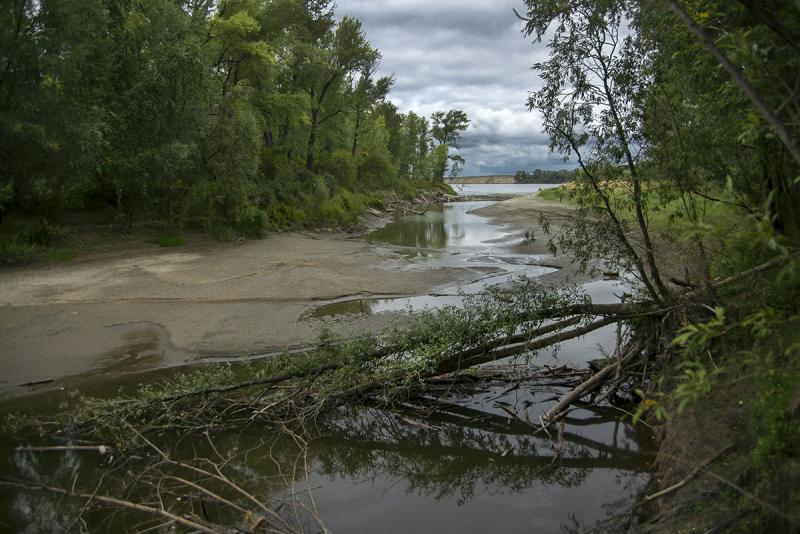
[
  {"left": 436, "top": 316, "right": 619, "bottom": 374},
  {"left": 540, "top": 341, "right": 642, "bottom": 426}
]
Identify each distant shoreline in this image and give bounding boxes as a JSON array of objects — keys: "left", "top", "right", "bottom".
[
  {"left": 446, "top": 173, "right": 573, "bottom": 185},
  {"left": 445, "top": 175, "right": 515, "bottom": 184}
]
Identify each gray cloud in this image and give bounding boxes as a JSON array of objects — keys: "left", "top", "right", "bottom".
[{"left": 336, "top": 0, "right": 574, "bottom": 175}]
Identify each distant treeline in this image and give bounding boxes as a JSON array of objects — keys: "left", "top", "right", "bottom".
[
  {"left": 0, "top": 0, "right": 468, "bottom": 254},
  {"left": 513, "top": 169, "right": 577, "bottom": 184}
]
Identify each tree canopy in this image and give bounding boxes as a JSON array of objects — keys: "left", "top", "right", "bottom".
[{"left": 0, "top": 0, "right": 468, "bottom": 247}]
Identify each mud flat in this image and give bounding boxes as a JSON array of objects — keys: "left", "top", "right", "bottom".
[{"left": 0, "top": 192, "right": 590, "bottom": 398}]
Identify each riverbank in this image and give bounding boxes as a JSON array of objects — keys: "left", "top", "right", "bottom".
[{"left": 0, "top": 190, "right": 583, "bottom": 399}]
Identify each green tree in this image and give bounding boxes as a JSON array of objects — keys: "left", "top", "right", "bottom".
[
  {"left": 522, "top": 0, "right": 669, "bottom": 302},
  {"left": 295, "top": 14, "right": 378, "bottom": 171},
  {"left": 347, "top": 57, "right": 393, "bottom": 158},
  {"left": 430, "top": 109, "right": 470, "bottom": 182}
]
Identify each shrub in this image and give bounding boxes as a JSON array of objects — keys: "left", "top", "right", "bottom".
[
  {"left": 209, "top": 222, "right": 235, "bottom": 241},
  {"left": 316, "top": 150, "right": 357, "bottom": 188},
  {"left": 0, "top": 237, "right": 36, "bottom": 264},
  {"left": 23, "top": 220, "right": 63, "bottom": 246},
  {"left": 238, "top": 205, "right": 268, "bottom": 239},
  {"left": 357, "top": 153, "right": 394, "bottom": 190}
]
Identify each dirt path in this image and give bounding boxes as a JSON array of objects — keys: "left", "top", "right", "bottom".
[{"left": 0, "top": 194, "right": 582, "bottom": 398}]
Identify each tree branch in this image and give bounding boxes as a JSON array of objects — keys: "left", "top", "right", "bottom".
[{"left": 664, "top": 0, "right": 800, "bottom": 167}]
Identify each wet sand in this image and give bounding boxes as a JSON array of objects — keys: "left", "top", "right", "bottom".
[{"left": 0, "top": 194, "right": 582, "bottom": 397}]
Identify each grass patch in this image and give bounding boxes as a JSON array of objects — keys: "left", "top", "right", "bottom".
[
  {"left": 44, "top": 249, "right": 75, "bottom": 262},
  {"left": 537, "top": 185, "right": 572, "bottom": 202},
  {"left": 145, "top": 234, "right": 185, "bottom": 247}
]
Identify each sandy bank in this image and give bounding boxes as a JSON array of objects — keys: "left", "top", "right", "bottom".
[
  {"left": 0, "top": 230, "right": 480, "bottom": 396},
  {"left": 0, "top": 193, "right": 587, "bottom": 398}
]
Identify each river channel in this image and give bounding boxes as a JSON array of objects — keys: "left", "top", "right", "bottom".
[{"left": 0, "top": 184, "right": 654, "bottom": 533}]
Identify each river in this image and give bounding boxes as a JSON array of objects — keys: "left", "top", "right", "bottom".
[{"left": 0, "top": 185, "right": 654, "bottom": 533}]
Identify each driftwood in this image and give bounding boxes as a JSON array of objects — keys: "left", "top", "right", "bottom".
[{"left": 541, "top": 341, "right": 642, "bottom": 425}]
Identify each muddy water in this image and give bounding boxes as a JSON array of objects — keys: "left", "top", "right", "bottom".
[{"left": 0, "top": 186, "right": 655, "bottom": 533}]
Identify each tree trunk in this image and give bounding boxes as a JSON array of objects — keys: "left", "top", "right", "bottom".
[
  {"left": 306, "top": 107, "right": 318, "bottom": 172},
  {"left": 351, "top": 110, "right": 362, "bottom": 158},
  {"left": 599, "top": 62, "right": 670, "bottom": 301}
]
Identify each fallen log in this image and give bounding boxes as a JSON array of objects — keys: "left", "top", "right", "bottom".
[
  {"left": 540, "top": 341, "right": 642, "bottom": 426},
  {"left": 436, "top": 316, "right": 619, "bottom": 374}
]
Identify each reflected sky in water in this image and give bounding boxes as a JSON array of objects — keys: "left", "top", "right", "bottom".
[
  {"left": 367, "top": 201, "right": 507, "bottom": 249},
  {"left": 451, "top": 183, "right": 559, "bottom": 197}
]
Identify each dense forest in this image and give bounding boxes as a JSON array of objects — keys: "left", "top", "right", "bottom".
[{"left": 0, "top": 0, "right": 468, "bottom": 258}]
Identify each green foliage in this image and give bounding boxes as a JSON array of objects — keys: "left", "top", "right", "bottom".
[
  {"left": 0, "top": 0, "right": 464, "bottom": 251},
  {"left": 208, "top": 222, "right": 236, "bottom": 242},
  {"left": 357, "top": 152, "right": 394, "bottom": 188},
  {"left": 673, "top": 360, "right": 712, "bottom": 414},
  {"left": 0, "top": 236, "right": 36, "bottom": 264},
  {"left": 239, "top": 206, "right": 269, "bottom": 238},
  {"left": 750, "top": 355, "right": 800, "bottom": 476},
  {"left": 430, "top": 110, "right": 469, "bottom": 147},
  {"left": 317, "top": 150, "right": 357, "bottom": 187},
  {"left": 672, "top": 307, "right": 726, "bottom": 355},
  {"left": 632, "top": 381, "right": 668, "bottom": 425},
  {"left": 514, "top": 168, "right": 576, "bottom": 184},
  {"left": 537, "top": 186, "right": 570, "bottom": 202}
]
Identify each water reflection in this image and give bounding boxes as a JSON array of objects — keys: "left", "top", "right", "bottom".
[
  {"left": 366, "top": 202, "right": 506, "bottom": 249},
  {"left": 308, "top": 383, "right": 653, "bottom": 534},
  {"left": 1, "top": 381, "right": 653, "bottom": 533}
]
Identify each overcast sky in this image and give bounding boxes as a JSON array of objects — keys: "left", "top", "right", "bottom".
[{"left": 335, "top": 0, "right": 574, "bottom": 176}]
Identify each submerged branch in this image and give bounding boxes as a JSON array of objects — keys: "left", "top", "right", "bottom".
[{"left": 0, "top": 480, "right": 225, "bottom": 534}]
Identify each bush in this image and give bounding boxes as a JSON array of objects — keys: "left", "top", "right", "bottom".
[
  {"left": 238, "top": 205, "right": 269, "bottom": 239},
  {"left": 316, "top": 150, "right": 357, "bottom": 188},
  {"left": 0, "top": 237, "right": 36, "bottom": 264},
  {"left": 23, "top": 220, "right": 63, "bottom": 246},
  {"left": 357, "top": 153, "right": 394, "bottom": 190},
  {"left": 208, "top": 222, "right": 235, "bottom": 241}
]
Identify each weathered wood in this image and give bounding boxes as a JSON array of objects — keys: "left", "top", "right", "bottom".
[{"left": 541, "top": 341, "right": 641, "bottom": 425}]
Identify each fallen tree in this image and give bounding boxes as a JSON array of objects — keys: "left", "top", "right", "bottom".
[{"left": 4, "top": 253, "right": 793, "bottom": 532}]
